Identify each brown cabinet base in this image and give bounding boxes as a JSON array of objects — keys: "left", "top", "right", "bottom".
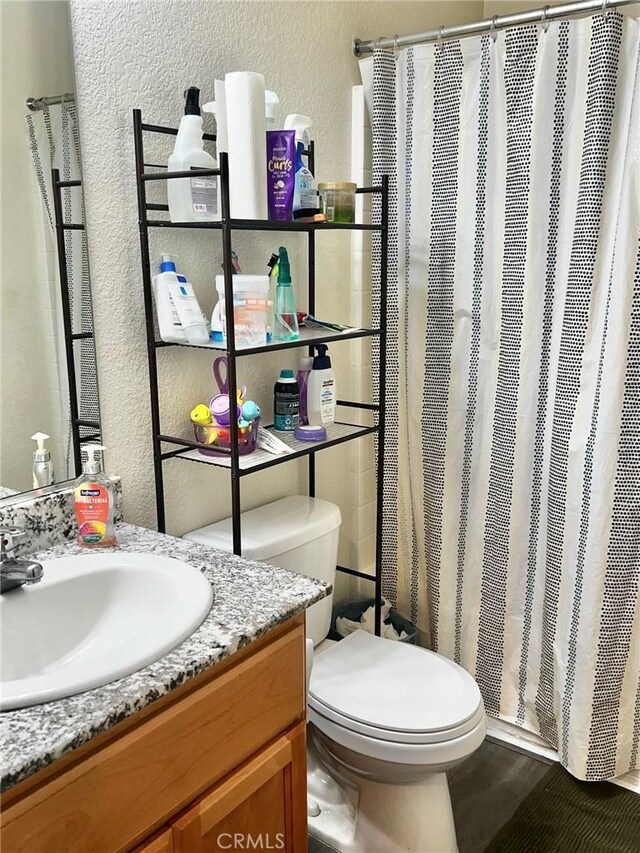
[{"left": 1, "top": 616, "right": 307, "bottom": 853}]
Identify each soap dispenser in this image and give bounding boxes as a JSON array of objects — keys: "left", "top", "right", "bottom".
[
  {"left": 74, "top": 445, "right": 117, "bottom": 548},
  {"left": 307, "top": 345, "right": 336, "bottom": 426},
  {"left": 31, "top": 432, "right": 55, "bottom": 488}
]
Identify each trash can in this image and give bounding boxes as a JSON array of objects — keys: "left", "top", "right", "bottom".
[{"left": 329, "top": 598, "right": 417, "bottom": 645}]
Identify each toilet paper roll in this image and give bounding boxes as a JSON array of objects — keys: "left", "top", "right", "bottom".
[
  {"left": 225, "top": 71, "right": 268, "bottom": 220},
  {"left": 214, "top": 79, "right": 228, "bottom": 153}
]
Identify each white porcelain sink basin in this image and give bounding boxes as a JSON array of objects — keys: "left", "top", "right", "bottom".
[{"left": 0, "top": 552, "right": 213, "bottom": 711}]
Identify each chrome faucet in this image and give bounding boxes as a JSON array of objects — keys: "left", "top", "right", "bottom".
[{"left": 0, "top": 528, "right": 44, "bottom": 594}]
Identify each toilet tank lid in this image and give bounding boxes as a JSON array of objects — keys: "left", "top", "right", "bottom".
[{"left": 183, "top": 496, "right": 342, "bottom": 561}]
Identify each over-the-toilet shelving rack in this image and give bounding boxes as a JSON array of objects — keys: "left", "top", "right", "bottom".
[{"left": 133, "top": 109, "right": 388, "bottom": 634}]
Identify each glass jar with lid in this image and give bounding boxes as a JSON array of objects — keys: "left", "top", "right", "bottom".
[{"left": 318, "top": 182, "right": 357, "bottom": 223}]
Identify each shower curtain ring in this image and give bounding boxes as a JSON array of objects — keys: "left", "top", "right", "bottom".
[
  {"left": 437, "top": 25, "right": 445, "bottom": 49},
  {"left": 393, "top": 34, "right": 399, "bottom": 54},
  {"left": 601, "top": 0, "right": 611, "bottom": 17},
  {"left": 541, "top": 5, "right": 550, "bottom": 32},
  {"left": 490, "top": 16, "right": 499, "bottom": 43}
]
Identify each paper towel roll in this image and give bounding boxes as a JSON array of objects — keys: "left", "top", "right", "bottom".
[
  {"left": 214, "top": 79, "right": 228, "bottom": 153},
  {"left": 225, "top": 71, "right": 268, "bottom": 220}
]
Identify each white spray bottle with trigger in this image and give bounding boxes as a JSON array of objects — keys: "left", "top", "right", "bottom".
[
  {"left": 283, "top": 114, "right": 317, "bottom": 214},
  {"left": 167, "top": 87, "right": 220, "bottom": 223}
]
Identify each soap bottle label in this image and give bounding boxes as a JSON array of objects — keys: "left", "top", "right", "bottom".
[{"left": 75, "top": 483, "right": 111, "bottom": 544}]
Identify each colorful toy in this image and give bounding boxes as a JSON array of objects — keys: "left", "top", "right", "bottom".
[
  {"left": 190, "top": 404, "right": 213, "bottom": 425},
  {"left": 240, "top": 400, "right": 260, "bottom": 422},
  {"left": 209, "top": 394, "right": 242, "bottom": 426},
  {"left": 191, "top": 356, "right": 261, "bottom": 457}
]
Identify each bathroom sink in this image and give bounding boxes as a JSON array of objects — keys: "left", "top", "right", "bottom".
[{"left": 0, "top": 552, "right": 213, "bottom": 711}]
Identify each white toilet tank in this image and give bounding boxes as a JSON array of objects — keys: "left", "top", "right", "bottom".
[{"left": 183, "top": 496, "right": 341, "bottom": 646}]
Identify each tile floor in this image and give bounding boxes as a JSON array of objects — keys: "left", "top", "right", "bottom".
[
  {"left": 308, "top": 740, "right": 552, "bottom": 853},
  {"left": 448, "top": 740, "right": 552, "bottom": 852}
]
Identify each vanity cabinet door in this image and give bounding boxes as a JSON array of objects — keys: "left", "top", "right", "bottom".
[
  {"left": 171, "top": 723, "right": 306, "bottom": 853},
  {"left": 133, "top": 828, "right": 173, "bottom": 853}
]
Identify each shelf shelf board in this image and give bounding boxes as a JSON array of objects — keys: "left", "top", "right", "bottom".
[
  {"left": 145, "top": 218, "right": 383, "bottom": 232},
  {"left": 155, "top": 325, "right": 381, "bottom": 355},
  {"left": 169, "top": 422, "right": 378, "bottom": 475}
]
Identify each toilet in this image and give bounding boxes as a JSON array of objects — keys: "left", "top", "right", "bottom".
[{"left": 185, "top": 496, "right": 486, "bottom": 853}]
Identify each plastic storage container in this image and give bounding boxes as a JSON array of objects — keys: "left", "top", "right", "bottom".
[
  {"left": 213, "top": 275, "right": 269, "bottom": 348},
  {"left": 318, "top": 182, "right": 357, "bottom": 224}
]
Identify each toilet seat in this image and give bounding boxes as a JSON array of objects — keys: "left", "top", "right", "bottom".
[
  {"left": 308, "top": 630, "right": 483, "bottom": 746},
  {"left": 309, "top": 706, "right": 486, "bottom": 767}
]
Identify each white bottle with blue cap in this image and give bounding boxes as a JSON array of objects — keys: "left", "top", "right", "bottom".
[
  {"left": 152, "top": 253, "right": 187, "bottom": 343},
  {"left": 152, "top": 254, "right": 209, "bottom": 345}
]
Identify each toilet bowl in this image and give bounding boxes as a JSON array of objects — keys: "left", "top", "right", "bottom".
[{"left": 185, "top": 497, "right": 485, "bottom": 853}]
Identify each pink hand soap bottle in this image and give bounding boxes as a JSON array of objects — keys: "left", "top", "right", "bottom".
[{"left": 74, "top": 444, "right": 117, "bottom": 548}]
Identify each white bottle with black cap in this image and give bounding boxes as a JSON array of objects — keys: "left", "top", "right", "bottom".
[
  {"left": 168, "top": 87, "right": 220, "bottom": 223},
  {"left": 307, "top": 344, "right": 336, "bottom": 426}
]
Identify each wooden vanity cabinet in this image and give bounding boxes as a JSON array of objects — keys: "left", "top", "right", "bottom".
[
  {"left": 1, "top": 615, "right": 307, "bottom": 853},
  {"left": 134, "top": 829, "right": 174, "bottom": 853},
  {"left": 171, "top": 722, "right": 306, "bottom": 853}
]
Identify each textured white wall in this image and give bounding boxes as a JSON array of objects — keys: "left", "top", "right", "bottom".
[
  {"left": 68, "top": 0, "right": 482, "bottom": 549},
  {"left": 0, "top": 0, "right": 75, "bottom": 493}
]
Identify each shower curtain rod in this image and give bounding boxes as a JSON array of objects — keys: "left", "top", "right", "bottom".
[
  {"left": 354, "top": 0, "right": 635, "bottom": 54},
  {"left": 26, "top": 93, "right": 75, "bottom": 112}
]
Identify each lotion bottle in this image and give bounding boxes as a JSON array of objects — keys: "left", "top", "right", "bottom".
[
  {"left": 74, "top": 445, "right": 117, "bottom": 548},
  {"left": 167, "top": 87, "right": 220, "bottom": 223},
  {"left": 153, "top": 254, "right": 187, "bottom": 343},
  {"left": 166, "top": 274, "right": 210, "bottom": 345},
  {"left": 307, "top": 344, "right": 336, "bottom": 426}
]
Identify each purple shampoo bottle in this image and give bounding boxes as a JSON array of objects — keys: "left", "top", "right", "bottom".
[
  {"left": 266, "top": 130, "right": 296, "bottom": 220},
  {"left": 296, "top": 356, "right": 313, "bottom": 425}
]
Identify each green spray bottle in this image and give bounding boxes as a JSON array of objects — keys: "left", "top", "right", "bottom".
[{"left": 273, "top": 247, "right": 299, "bottom": 341}]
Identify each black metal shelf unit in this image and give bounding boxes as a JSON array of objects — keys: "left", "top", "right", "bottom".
[
  {"left": 51, "top": 169, "right": 101, "bottom": 474},
  {"left": 133, "top": 109, "right": 389, "bottom": 635}
]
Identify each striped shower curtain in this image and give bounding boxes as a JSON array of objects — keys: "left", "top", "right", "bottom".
[{"left": 369, "top": 11, "right": 640, "bottom": 780}]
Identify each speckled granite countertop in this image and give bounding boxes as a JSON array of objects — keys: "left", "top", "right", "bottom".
[{"left": 1, "top": 523, "right": 330, "bottom": 792}]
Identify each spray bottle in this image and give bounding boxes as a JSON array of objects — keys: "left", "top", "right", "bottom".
[
  {"left": 31, "top": 432, "right": 55, "bottom": 488},
  {"left": 265, "top": 90, "right": 280, "bottom": 130},
  {"left": 74, "top": 445, "right": 117, "bottom": 548},
  {"left": 273, "top": 246, "right": 299, "bottom": 341},
  {"left": 167, "top": 87, "right": 219, "bottom": 223},
  {"left": 283, "top": 114, "right": 317, "bottom": 215}
]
